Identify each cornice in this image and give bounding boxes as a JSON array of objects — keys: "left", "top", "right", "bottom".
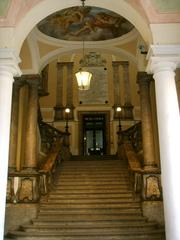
[{"left": 146, "top": 45, "right": 180, "bottom": 73}]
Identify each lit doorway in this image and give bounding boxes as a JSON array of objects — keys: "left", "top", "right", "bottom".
[{"left": 80, "top": 113, "right": 109, "bottom": 155}]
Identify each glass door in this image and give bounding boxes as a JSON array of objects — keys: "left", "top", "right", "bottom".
[{"left": 83, "top": 114, "right": 106, "bottom": 155}]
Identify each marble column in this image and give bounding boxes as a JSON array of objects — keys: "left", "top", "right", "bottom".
[
  {"left": 137, "top": 72, "right": 156, "bottom": 169},
  {"left": 147, "top": 45, "right": 180, "bottom": 240},
  {"left": 0, "top": 49, "right": 21, "bottom": 240},
  {"left": 54, "top": 62, "right": 64, "bottom": 120},
  {"left": 66, "top": 62, "right": 74, "bottom": 119},
  {"left": 8, "top": 79, "right": 23, "bottom": 172},
  {"left": 112, "top": 61, "right": 121, "bottom": 118},
  {"left": 24, "top": 77, "right": 39, "bottom": 169},
  {"left": 121, "top": 61, "right": 133, "bottom": 119}
]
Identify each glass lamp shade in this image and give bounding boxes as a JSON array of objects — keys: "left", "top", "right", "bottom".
[{"left": 75, "top": 70, "right": 92, "bottom": 90}]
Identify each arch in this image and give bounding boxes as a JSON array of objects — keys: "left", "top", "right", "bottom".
[
  {"left": 14, "top": 0, "right": 152, "bottom": 54},
  {"left": 36, "top": 46, "right": 137, "bottom": 72}
]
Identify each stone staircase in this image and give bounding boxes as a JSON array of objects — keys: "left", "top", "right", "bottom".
[{"left": 6, "top": 156, "right": 165, "bottom": 240}]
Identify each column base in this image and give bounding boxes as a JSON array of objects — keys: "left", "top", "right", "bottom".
[
  {"left": 142, "top": 201, "right": 165, "bottom": 226},
  {"left": 122, "top": 103, "right": 134, "bottom": 119},
  {"left": 143, "top": 165, "right": 158, "bottom": 171},
  {"left": 54, "top": 106, "right": 64, "bottom": 121}
]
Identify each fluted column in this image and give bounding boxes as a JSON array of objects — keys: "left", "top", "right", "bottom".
[
  {"left": 121, "top": 61, "right": 133, "bottom": 119},
  {"left": 0, "top": 49, "right": 21, "bottom": 240},
  {"left": 24, "top": 77, "right": 39, "bottom": 169},
  {"left": 137, "top": 72, "right": 156, "bottom": 169},
  {"left": 54, "top": 62, "right": 64, "bottom": 120},
  {"left": 66, "top": 62, "right": 74, "bottom": 119},
  {"left": 112, "top": 61, "right": 121, "bottom": 118},
  {"left": 9, "top": 79, "right": 23, "bottom": 171},
  {"left": 147, "top": 45, "right": 180, "bottom": 240}
]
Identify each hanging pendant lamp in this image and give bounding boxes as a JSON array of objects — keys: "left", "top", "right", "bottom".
[{"left": 75, "top": 0, "right": 92, "bottom": 90}]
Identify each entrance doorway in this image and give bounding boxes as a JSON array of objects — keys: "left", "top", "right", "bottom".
[{"left": 81, "top": 113, "right": 108, "bottom": 155}]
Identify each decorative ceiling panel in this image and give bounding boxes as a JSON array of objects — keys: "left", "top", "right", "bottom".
[
  {"left": 0, "top": 0, "right": 11, "bottom": 16},
  {"left": 151, "top": 0, "right": 180, "bottom": 13}
]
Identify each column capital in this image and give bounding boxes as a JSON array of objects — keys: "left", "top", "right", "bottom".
[
  {"left": 66, "top": 62, "right": 74, "bottom": 67},
  {"left": 112, "top": 61, "right": 121, "bottom": 67},
  {"left": 137, "top": 72, "right": 153, "bottom": 85},
  {"left": 0, "top": 48, "right": 21, "bottom": 76},
  {"left": 119, "top": 61, "right": 129, "bottom": 67},
  {"left": 57, "top": 62, "right": 74, "bottom": 68},
  {"left": 146, "top": 45, "right": 180, "bottom": 74},
  {"left": 18, "top": 74, "right": 41, "bottom": 86},
  {"left": 112, "top": 61, "right": 129, "bottom": 67}
]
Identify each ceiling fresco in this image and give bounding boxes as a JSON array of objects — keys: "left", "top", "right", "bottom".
[{"left": 37, "top": 6, "right": 134, "bottom": 41}]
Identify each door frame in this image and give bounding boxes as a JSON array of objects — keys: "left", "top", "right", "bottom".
[{"left": 78, "top": 111, "right": 110, "bottom": 155}]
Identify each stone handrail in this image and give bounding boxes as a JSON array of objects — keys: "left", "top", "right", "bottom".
[
  {"left": 38, "top": 121, "right": 70, "bottom": 195},
  {"left": 122, "top": 121, "right": 142, "bottom": 153},
  {"left": 39, "top": 121, "right": 67, "bottom": 154},
  {"left": 119, "top": 122, "right": 162, "bottom": 201}
]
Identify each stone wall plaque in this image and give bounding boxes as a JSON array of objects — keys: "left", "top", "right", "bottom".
[{"left": 79, "top": 67, "right": 108, "bottom": 104}]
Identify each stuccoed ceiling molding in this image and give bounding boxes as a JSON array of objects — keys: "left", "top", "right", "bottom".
[
  {"left": 0, "top": 0, "right": 11, "bottom": 17},
  {"left": 140, "top": 0, "right": 180, "bottom": 23}
]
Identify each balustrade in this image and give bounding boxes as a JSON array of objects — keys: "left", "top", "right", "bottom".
[
  {"left": 117, "top": 122, "right": 162, "bottom": 201},
  {"left": 7, "top": 119, "right": 70, "bottom": 203}
]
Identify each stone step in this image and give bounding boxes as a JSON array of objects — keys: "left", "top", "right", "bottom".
[
  {"left": 59, "top": 172, "right": 129, "bottom": 175},
  {"left": 54, "top": 181, "right": 130, "bottom": 186},
  {"left": 6, "top": 235, "right": 165, "bottom": 240},
  {"left": 38, "top": 208, "right": 142, "bottom": 215},
  {"left": 7, "top": 229, "right": 165, "bottom": 239},
  {"left": 62, "top": 160, "right": 123, "bottom": 164},
  {"left": 25, "top": 220, "right": 159, "bottom": 229},
  {"left": 6, "top": 158, "right": 165, "bottom": 240},
  {"left": 40, "top": 202, "right": 141, "bottom": 209},
  {"left": 58, "top": 175, "right": 130, "bottom": 180},
  {"left": 41, "top": 198, "right": 138, "bottom": 204},
  {"left": 36, "top": 214, "right": 147, "bottom": 221},
  {"left": 53, "top": 185, "right": 131, "bottom": 190},
  {"left": 49, "top": 189, "right": 134, "bottom": 194},
  {"left": 19, "top": 227, "right": 164, "bottom": 235},
  {"left": 48, "top": 193, "right": 135, "bottom": 199}
]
